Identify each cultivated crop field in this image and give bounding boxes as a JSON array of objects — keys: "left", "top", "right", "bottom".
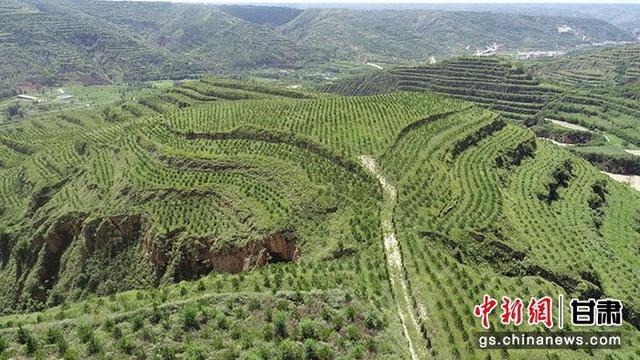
[
  {"left": 0, "top": 76, "right": 638, "bottom": 358},
  {"left": 324, "top": 50, "right": 640, "bottom": 177},
  {"left": 2, "top": 1, "right": 640, "bottom": 359}
]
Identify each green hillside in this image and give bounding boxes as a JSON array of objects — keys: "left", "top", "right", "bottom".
[
  {"left": 0, "top": 0, "right": 203, "bottom": 96},
  {"left": 0, "top": 80, "right": 639, "bottom": 358},
  {"left": 0, "top": 1, "right": 631, "bottom": 99},
  {"left": 2, "top": 2, "right": 640, "bottom": 359},
  {"left": 531, "top": 43, "right": 640, "bottom": 88},
  {"left": 323, "top": 53, "right": 640, "bottom": 175},
  {"left": 279, "top": 9, "right": 628, "bottom": 63},
  {"left": 323, "top": 56, "right": 561, "bottom": 123}
]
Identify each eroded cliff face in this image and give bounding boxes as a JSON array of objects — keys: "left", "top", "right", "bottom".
[
  {"left": 83, "top": 214, "right": 147, "bottom": 253},
  {"left": 11, "top": 213, "right": 150, "bottom": 308},
  {"left": 157, "top": 230, "right": 300, "bottom": 282},
  {"left": 3, "top": 212, "right": 299, "bottom": 310},
  {"left": 26, "top": 213, "right": 85, "bottom": 303}
]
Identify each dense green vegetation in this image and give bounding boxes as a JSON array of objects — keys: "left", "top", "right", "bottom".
[
  {"left": 324, "top": 51, "right": 640, "bottom": 175},
  {"left": 0, "top": 78, "right": 639, "bottom": 358},
  {"left": 325, "top": 57, "right": 559, "bottom": 122},
  {"left": 531, "top": 44, "right": 640, "bottom": 88},
  {"left": 1, "top": 2, "right": 640, "bottom": 359},
  {"left": 279, "top": 9, "right": 627, "bottom": 63},
  {"left": 0, "top": 0, "right": 202, "bottom": 96},
  {"left": 0, "top": 0, "right": 630, "bottom": 98},
  {"left": 397, "top": 3, "right": 640, "bottom": 32}
]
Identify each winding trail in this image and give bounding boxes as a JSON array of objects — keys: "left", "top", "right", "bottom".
[
  {"left": 546, "top": 118, "right": 592, "bottom": 133},
  {"left": 539, "top": 137, "right": 572, "bottom": 147},
  {"left": 602, "top": 171, "right": 640, "bottom": 192},
  {"left": 359, "top": 155, "right": 427, "bottom": 360}
]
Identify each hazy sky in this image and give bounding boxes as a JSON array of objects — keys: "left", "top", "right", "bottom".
[{"left": 119, "top": 0, "right": 640, "bottom": 3}]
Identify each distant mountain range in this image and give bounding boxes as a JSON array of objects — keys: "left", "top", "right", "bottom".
[
  {"left": 0, "top": 0, "right": 634, "bottom": 97},
  {"left": 282, "top": 3, "right": 640, "bottom": 33}
]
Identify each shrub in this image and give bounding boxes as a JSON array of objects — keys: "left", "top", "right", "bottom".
[
  {"left": 349, "top": 344, "right": 365, "bottom": 359},
  {"left": 46, "top": 327, "right": 64, "bottom": 344},
  {"left": 197, "top": 281, "right": 206, "bottom": 291},
  {"left": 315, "top": 343, "right": 335, "bottom": 360},
  {"left": 212, "top": 334, "right": 224, "bottom": 349},
  {"left": 219, "top": 346, "right": 240, "bottom": 360},
  {"left": 262, "top": 324, "right": 274, "bottom": 341},
  {"left": 5, "top": 104, "right": 25, "bottom": 120},
  {"left": 111, "top": 325, "right": 123, "bottom": 339},
  {"left": 0, "top": 335, "right": 7, "bottom": 353},
  {"left": 62, "top": 347, "right": 80, "bottom": 360},
  {"left": 156, "top": 345, "right": 177, "bottom": 360},
  {"left": 16, "top": 326, "right": 31, "bottom": 344},
  {"left": 248, "top": 298, "right": 261, "bottom": 311},
  {"left": 103, "top": 318, "right": 115, "bottom": 331},
  {"left": 320, "top": 307, "right": 331, "bottom": 321},
  {"left": 186, "top": 342, "right": 207, "bottom": 360},
  {"left": 24, "top": 332, "right": 39, "bottom": 354},
  {"left": 131, "top": 315, "right": 145, "bottom": 331},
  {"left": 365, "top": 337, "right": 377, "bottom": 352},
  {"left": 150, "top": 304, "right": 163, "bottom": 324},
  {"left": 331, "top": 315, "right": 344, "bottom": 331},
  {"left": 86, "top": 335, "right": 101, "bottom": 355},
  {"left": 346, "top": 325, "right": 359, "bottom": 341},
  {"left": 118, "top": 336, "right": 136, "bottom": 355},
  {"left": 303, "top": 339, "right": 319, "bottom": 359},
  {"left": 299, "top": 319, "right": 317, "bottom": 340},
  {"left": 364, "top": 310, "right": 385, "bottom": 330},
  {"left": 279, "top": 339, "right": 304, "bottom": 360},
  {"left": 273, "top": 312, "right": 288, "bottom": 339},
  {"left": 230, "top": 324, "right": 243, "bottom": 340},
  {"left": 77, "top": 323, "right": 94, "bottom": 343},
  {"left": 181, "top": 305, "right": 199, "bottom": 330},
  {"left": 215, "top": 313, "right": 228, "bottom": 330},
  {"left": 345, "top": 306, "right": 356, "bottom": 321},
  {"left": 57, "top": 336, "right": 68, "bottom": 356}
]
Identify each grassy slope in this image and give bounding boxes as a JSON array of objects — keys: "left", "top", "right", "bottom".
[
  {"left": 530, "top": 43, "right": 640, "bottom": 88},
  {"left": 322, "top": 52, "right": 640, "bottom": 174},
  {"left": 0, "top": 81, "right": 638, "bottom": 358}
]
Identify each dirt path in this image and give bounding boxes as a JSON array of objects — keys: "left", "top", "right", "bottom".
[
  {"left": 539, "top": 137, "right": 572, "bottom": 147},
  {"left": 546, "top": 118, "right": 592, "bottom": 133},
  {"left": 602, "top": 171, "right": 640, "bottom": 192},
  {"left": 359, "top": 155, "right": 427, "bottom": 360}
]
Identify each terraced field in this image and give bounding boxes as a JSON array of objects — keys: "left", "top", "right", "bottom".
[
  {"left": 543, "top": 88, "right": 640, "bottom": 147},
  {"left": 324, "top": 54, "right": 640, "bottom": 176},
  {"left": 531, "top": 43, "right": 640, "bottom": 88},
  {"left": 0, "top": 80, "right": 639, "bottom": 358},
  {"left": 325, "top": 57, "right": 560, "bottom": 123},
  {"left": 376, "top": 109, "right": 640, "bottom": 359}
]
